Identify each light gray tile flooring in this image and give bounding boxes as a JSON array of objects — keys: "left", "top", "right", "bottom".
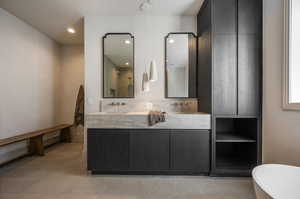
[{"left": 0, "top": 143, "right": 256, "bottom": 199}]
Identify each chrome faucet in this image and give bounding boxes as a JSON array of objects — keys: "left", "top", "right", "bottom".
[{"left": 110, "top": 102, "right": 126, "bottom": 106}]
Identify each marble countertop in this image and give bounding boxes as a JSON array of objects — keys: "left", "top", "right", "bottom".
[
  {"left": 88, "top": 111, "right": 210, "bottom": 115},
  {"left": 86, "top": 112, "right": 211, "bottom": 130}
]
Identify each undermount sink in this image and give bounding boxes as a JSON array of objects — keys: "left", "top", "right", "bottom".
[{"left": 87, "top": 111, "right": 211, "bottom": 130}]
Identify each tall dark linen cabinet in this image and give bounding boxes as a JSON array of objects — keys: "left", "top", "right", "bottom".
[{"left": 197, "top": 0, "right": 262, "bottom": 176}]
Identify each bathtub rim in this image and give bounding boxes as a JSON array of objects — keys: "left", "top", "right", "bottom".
[{"left": 252, "top": 164, "right": 300, "bottom": 199}]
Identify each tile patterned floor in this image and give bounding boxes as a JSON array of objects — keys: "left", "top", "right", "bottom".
[{"left": 0, "top": 143, "right": 256, "bottom": 199}]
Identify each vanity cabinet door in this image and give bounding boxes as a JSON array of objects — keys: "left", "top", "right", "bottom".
[
  {"left": 238, "top": 35, "right": 261, "bottom": 116},
  {"left": 130, "top": 131, "right": 170, "bottom": 171},
  {"left": 213, "top": 34, "right": 237, "bottom": 115},
  {"left": 88, "top": 129, "right": 129, "bottom": 171},
  {"left": 237, "top": 0, "right": 262, "bottom": 116},
  {"left": 171, "top": 130, "right": 210, "bottom": 172},
  {"left": 212, "top": 0, "right": 238, "bottom": 115},
  {"left": 213, "top": 0, "right": 237, "bottom": 34},
  {"left": 238, "top": 0, "right": 262, "bottom": 35}
]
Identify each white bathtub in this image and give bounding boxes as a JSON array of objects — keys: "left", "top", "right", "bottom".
[{"left": 252, "top": 164, "right": 300, "bottom": 199}]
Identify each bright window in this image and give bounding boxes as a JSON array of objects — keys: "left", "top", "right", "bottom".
[
  {"left": 283, "top": 0, "right": 300, "bottom": 110},
  {"left": 289, "top": 0, "right": 300, "bottom": 103}
]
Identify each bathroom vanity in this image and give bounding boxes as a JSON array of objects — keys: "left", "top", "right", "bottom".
[
  {"left": 87, "top": 0, "right": 262, "bottom": 177},
  {"left": 87, "top": 112, "right": 211, "bottom": 175}
]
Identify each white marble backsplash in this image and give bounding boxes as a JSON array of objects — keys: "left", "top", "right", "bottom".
[{"left": 100, "top": 99, "right": 198, "bottom": 113}]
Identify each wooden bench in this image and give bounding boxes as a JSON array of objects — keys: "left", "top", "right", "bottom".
[{"left": 0, "top": 124, "right": 73, "bottom": 156}]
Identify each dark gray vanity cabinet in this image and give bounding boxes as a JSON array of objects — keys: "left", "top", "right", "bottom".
[
  {"left": 198, "top": 0, "right": 262, "bottom": 117},
  {"left": 171, "top": 130, "right": 210, "bottom": 172},
  {"left": 88, "top": 129, "right": 210, "bottom": 175},
  {"left": 197, "top": 0, "right": 262, "bottom": 176},
  {"left": 87, "top": 129, "right": 129, "bottom": 171},
  {"left": 130, "top": 131, "right": 170, "bottom": 171}
]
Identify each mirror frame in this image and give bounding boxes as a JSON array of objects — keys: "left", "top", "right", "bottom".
[
  {"left": 102, "top": 33, "right": 135, "bottom": 99},
  {"left": 164, "top": 32, "right": 197, "bottom": 99},
  {"left": 283, "top": 0, "right": 300, "bottom": 110}
]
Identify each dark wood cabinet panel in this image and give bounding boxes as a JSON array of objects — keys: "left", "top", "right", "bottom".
[
  {"left": 213, "top": 34, "right": 237, "bottom": 115},
  {"left": 197, "top": 0, "right": 211, "bottom": 34},
  {"left": 213, "top": 0, "right": 237, "bottom": 34},
  {"left": 197, "top": 0, "right": 212, "bottom": 113},
  {"left": 198, "top": 31, "right": 212, "bottom": 113},
  {"left": 237, "top": 0, "right": 262, "bottom": 116},
  {"left": 130, "top": 131, "right": 170, "bottom": 171},
  {"left": 238, "top": 0, "right": 262, "bottom": 34},
  {"left": 197, "top": 0, "right": 262, "bottom": 176},
  {"left": 189, "top": 36, "right": 198, "bottom": 98},
  {"left": 87, "top": 129, "right": 129, "bottom": 171},
  {"left": 171, "top": 130, "right": 210, "bottom": 172},
  {"left": 238, "top": 34, "right": 261, "bottom": 116},
  {"left": 87, "top": 132, "right": 98, "bottom": 170}
]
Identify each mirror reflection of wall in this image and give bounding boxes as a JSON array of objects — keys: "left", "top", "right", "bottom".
[
  {"left": 165, "top": 33, "right": 197, "bottom": 98},
  {"left": 103, "top": 33, "right": 134, "bottom": 98}
]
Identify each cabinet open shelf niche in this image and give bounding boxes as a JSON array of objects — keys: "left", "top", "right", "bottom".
[
  {"left": 214, "top": 117, "right": 259, "bottom": 174},
  {"left": 215, "top": 118, "right": 258, "bottom": 143},
  {"left": 216, "top": 142, "right": 257, "bottom": 170},
  {"left": 216, "top": 133, "right": 256, "bottom": 143}
]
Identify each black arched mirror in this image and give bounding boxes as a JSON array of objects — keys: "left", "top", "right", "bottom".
[
  {"left": 165, "top": 33, "right": 197, "bottom": 98},
  {"left": 103, "top": 33, "right": 134, "bottom": 98}
]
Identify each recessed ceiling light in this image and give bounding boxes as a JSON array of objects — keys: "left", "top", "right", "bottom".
[
  {"left": 168, "top": 39, "right": 175, "bottom": 44},
  {"left": 67, "top": 28, "right": 76, "bottom": 34},
  {"left": 125, "top": 40, "right": 131, "bottom": 44},
  {"left": 125, "top": 62, "right": 129, "bottom": 65}
]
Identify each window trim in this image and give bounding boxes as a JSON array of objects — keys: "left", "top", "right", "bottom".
[{"left": 283, "top": 0, "right": 300, "bottom": 110}]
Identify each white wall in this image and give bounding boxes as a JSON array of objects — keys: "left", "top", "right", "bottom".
[
  {"left": 263, "top": 0, "right": 300, "bottom": 166},
  {"left": 0, "top": 8, "right": 61, "bottom": 164},
  {"left": 59, "top": 45, "right": 85, "bottom": 143},
  {"left": 84, "top": 15, "right": 196, "bottom": 113}
]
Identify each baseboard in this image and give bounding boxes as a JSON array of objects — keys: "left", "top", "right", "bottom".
[{"left": 91, "top": 170, "right": 210, "bottom": 176}]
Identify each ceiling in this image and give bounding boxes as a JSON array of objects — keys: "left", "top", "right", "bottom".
[{"left": 0, "top": 0, "right": 203, "bottom": 45}]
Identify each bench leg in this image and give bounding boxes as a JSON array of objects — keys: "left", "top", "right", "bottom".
[
  {"left": 60, "top": 127, "right": 72, "bottom": 143},
  {"left": 29, "top": 135, "right": 44, "bottom": 156}
]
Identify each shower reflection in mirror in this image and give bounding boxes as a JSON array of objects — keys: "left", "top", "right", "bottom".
[
  {"left": 103, "top": 33, "right": 134, "bottom": 98},
  {"left": 165, "top": 33, "right": 197, "bottom": 98}
]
